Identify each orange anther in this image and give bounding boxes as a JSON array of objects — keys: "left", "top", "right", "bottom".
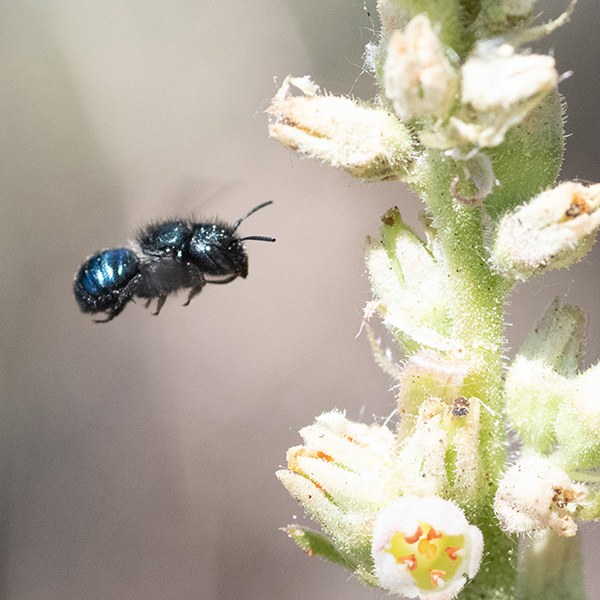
[
  {"left": 430, "top": 569, "right": 446, "bottom": 586},
  {"left": 316, "top": 451, "right": 334, "bottom": 462},
  {"left": 310, "top": 479, "right": 324, "bottom": 492},
  {"left": 403, "top": 526, "right": 423, "bottom": 544},
  {"left": 397, "top": 554, "right": 418, "bottom": 570},
  {"left": 564, "top": 194, "right": 590, "bottom": 219},
  {"left": 343, "top": 434, "right": 363, "bottom": 445},
  {"left": 427, "top": 526, "right": 443, "bottom": 540},
  {"left": 445, "top": 546, "right": 461, "bottom": 560}
]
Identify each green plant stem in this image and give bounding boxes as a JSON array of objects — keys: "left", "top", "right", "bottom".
[{"left": 411, "top": 154, "right": 517, "bottom": 598}]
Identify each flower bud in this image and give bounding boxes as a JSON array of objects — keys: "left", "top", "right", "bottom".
[
  {"left": 277, "top": 411, "right": 397, "bottom": 561},
  {"left": 365, "top": 208, "right": 453, "bottom": 352},
  {"left": 422, "top": 42, "right": 558, "bottom": 149},
  {"left": 461, "top": 42, "right": 557, "bottom": 136},
  {"left": 268, "top": 76, "right": 414, "bottom": 181},
  {"left": 395, "top": 391, "right": 482, "bottom": 501},
  {"left": 494, "top": 456, "right": 586, "bottom": 537},
  {"left": 490, "top": 182, "right": 600, "bottom": 281},
  {"left": 396, "top": 399, "right": 450, "bottom": 497},
  {"left": 285, "top": 410, "right": 396, "bottom": 510},
  {"left": 383, "top": 15, "right": 458, "bottom": 121},
  {"left": 372, "top": 496, "right": 483, "bottom": 599}
]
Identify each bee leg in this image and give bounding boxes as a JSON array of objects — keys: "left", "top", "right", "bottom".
[
  {"left": 94, "top": 300, "right": 129, "bottom": 323},
  {"left": 183, "top": 285, "right": 204, "bottom": 306},
  {"left": 94, "top": 313, "right": 116, "bottom": 324},
  {"left": 94, "top": 274, "right": 142, "bottom": 324},
  {"left": 183, "top": 268, "right": 207, "bottom": 306},
  {"left": 152, "top": 296, "right": 167, "bottom": 316},
  {"left": 143, "top": 298, "right": 153, "bottom": 308}
]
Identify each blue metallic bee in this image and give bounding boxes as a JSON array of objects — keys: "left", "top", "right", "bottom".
[{"left": 74, "top": 201, "right": 275, "bottom": 322}]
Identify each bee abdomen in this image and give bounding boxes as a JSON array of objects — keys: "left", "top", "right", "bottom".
[{"left": 74, "top": 248, "right": 140, "bottom": 312}]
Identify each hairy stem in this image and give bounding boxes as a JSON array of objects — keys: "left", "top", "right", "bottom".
[{"left": 413, "top": 154, "right": 517, "bottom": 598}]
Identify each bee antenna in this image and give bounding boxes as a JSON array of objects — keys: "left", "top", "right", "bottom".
[
  {"left": 240, "top": 235, "right": 276, "bottom": 243},
  {"left": 232, "top": 200, "right": 273, "bottom": 232}
]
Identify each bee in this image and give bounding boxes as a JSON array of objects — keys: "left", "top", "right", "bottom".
[{"left": 74, "top": 201, "right": 275, "bottom": 322}]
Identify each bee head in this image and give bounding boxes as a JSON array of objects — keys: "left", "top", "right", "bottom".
[{"left": 188, "top": 201, "right": 275, "bottom": 279}]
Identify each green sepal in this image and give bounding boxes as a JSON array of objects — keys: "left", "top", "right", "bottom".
[
  {"left": 519, "top": 299, "right": 585, "bottom": 377},
  {"left": 283, "top": 525, "right": 359, "bottom": 572}
]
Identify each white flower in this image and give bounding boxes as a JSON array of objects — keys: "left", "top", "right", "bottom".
[
  {"left": 383, "top": 15, "right": 458, "bottom": 121},
  {"left": 372, "top": 496, "right": 483, "bottom": 599},
  {"left": 494, "top": 455, "right": 587, "bottom": 536},
  {"left": 268, "top": 76, "right": 413, "bottom": 180}
]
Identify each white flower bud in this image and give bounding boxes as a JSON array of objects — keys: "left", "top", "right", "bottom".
[
  {"left": 490, "top": 182, "right": 600, "bottom": 281},
  {"left": 494, "top": 456, "right": 587, "bottom": 537},
  {"left": 422, "top": 42, "right": 558, "bottom": 149},
  {"left": 395, "top": 391, "right": 482, "bottom": 501},
  {"left": 286, "top": 410, "right": 396, "bottom": 510},
  {"left": 460, "top": 42, "right": 556, "bottom": 147},
  {"left": 383, "top": 15, "right": 458, "bottom": 121},
  {"left": 277, "top": 411, "right": 397, "bottom": 557},
  {"left": 462, "top": 43, "right": 557, "bottom": 113},
  {"left": 372, "top": 496, "right": 483, "bottom": 600},
  {"left": 365, "top": 208, "right": 453, "bottom": 352},
  {"left": 268, "top": 76, "right": 414, "bottom": 180}
]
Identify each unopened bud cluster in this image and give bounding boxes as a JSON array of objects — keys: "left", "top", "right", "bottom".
[{"left": 269, "top": 11, "right": 561, "bottom": 188}]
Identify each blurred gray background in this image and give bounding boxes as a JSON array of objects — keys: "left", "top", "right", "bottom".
[{"left": 1, "top": 1, "right": 599, "bottom": 599}]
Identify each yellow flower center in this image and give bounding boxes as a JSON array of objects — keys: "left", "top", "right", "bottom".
[{"left": 385, "top": 522, "right": 465, "bottom": 591}]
